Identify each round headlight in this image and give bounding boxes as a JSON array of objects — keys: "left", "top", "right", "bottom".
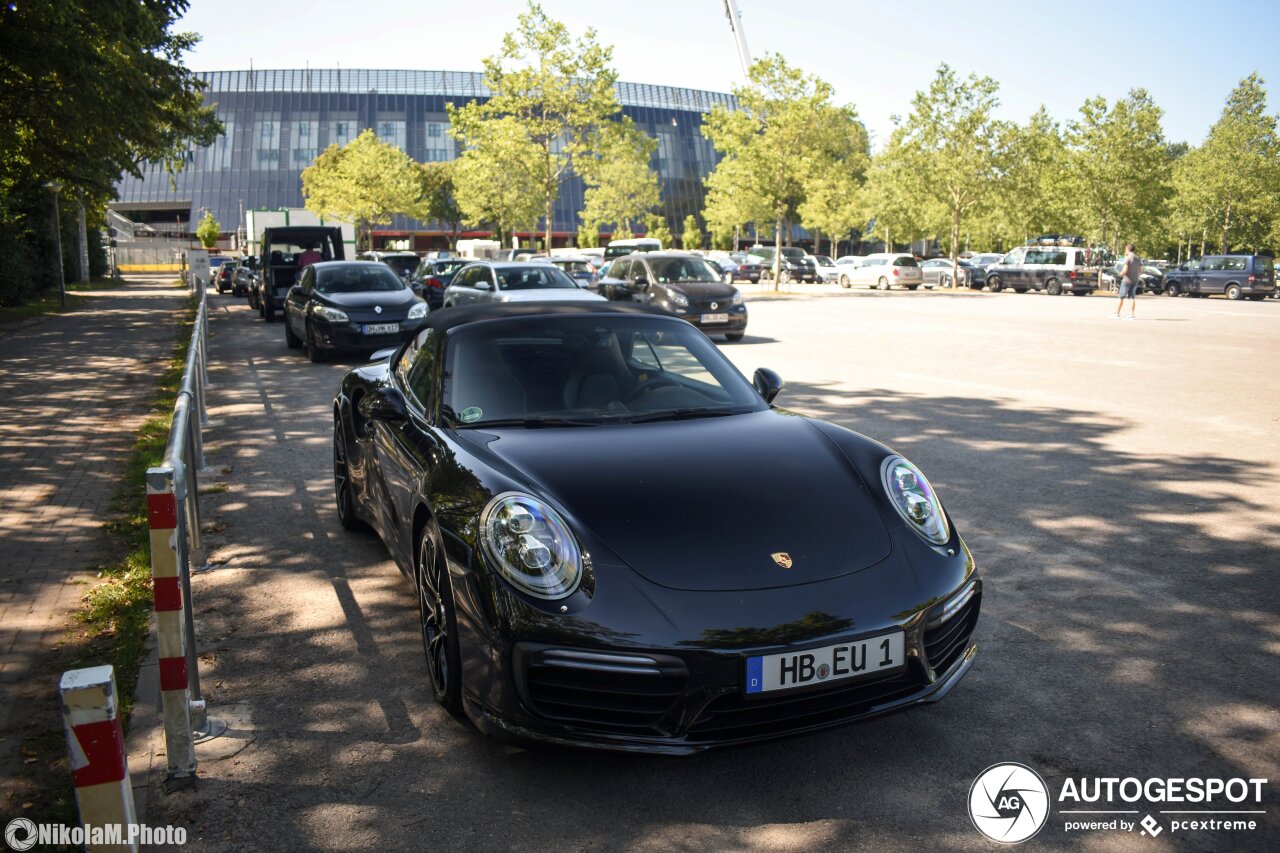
[
  {"left": 880, "top": 456, "right": 950, "bottom": 545},
  {"left": 480, "top": 493, "right": 582, "bottom": 600}
]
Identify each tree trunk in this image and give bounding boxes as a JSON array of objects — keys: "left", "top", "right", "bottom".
[
  {"left": 773, "top": 217, "right": 783, "bottom": 291},
  {"left": 1220, "top": 202, "right": 1232, "bottom": 253},
  {"left": 950, "top": 207, "right": 961, "bottom": 289}
]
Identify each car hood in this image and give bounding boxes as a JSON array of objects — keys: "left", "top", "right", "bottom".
[
  {"left": 458, "top": 411, "right": 893, "bottom": 591},
  {"left": 317, "top": 288, "right": 416, "bottom": 310},
  {"left": 664, "top": 281, "right": 737, "bottom": 299},
  {"left": 500, "top": 290, "right": 607, "bottom": 303}
]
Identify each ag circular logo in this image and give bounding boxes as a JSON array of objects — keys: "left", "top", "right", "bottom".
[
  {"left": 968, "top": 762, "right": 1050, "bottom": 843},
  {"left": 5, "top": 817, "right": 37, "bottom": 851}
]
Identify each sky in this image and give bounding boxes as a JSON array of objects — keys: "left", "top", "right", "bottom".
[{"left": 176, "top": 0, "right": 1280, "bottom": 148}]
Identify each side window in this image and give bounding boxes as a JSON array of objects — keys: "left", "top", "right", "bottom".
[
  {"left": 1004, "top": 249, "right": 1025, "bottom": 265},
  {"left": 1046, "top": 251, "right": 1067, "bottom": 266},
  {"left": 1223, "top": 257, "right": 1246, "bottom": 271},
  {"left": 457, "top": 266, "right": 475, "bottom": 287},
  {"left": 405, "top": 330, "right": 438, "bottom": 414},
  {"left": 1202, "top": 257, "right": 1226, "bottom": 271},
  {"left": 1025, "top": 250, "right": 1044, "bottom": 265},
  {"left": 609, "top": 259, "right": 629, "bottom": 279},
  {"left": 630, "top": 261, "right": 648, "bottom": 282}
]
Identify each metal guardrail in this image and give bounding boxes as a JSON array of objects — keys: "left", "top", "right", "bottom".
[{"left": 145, "top": 271, "right": 214, "bottom": 780}]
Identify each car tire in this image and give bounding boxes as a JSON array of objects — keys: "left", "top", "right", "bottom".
[
  {"left": 284, "top": 316, "right": 302, "bottom": 349},
  {"left": 264, "top": 302, "right": 276, "bottom": 322},
  {"left": 306, "top": 323, "right": 325, "bottom": 363},
  {"left": 987, "top": 276, "right": 1001, "bottom": 293},
  {"left": 839, "top": 274, "right": 851, "bottom": 289},
  {"left": 1071, "top": 290, "right": 1089, "bottom": 296},
  {"left": 1165, "top": 283, "right": 1180, "bottom": 297},
  {"left": 724, "top": 273, "right": 733, "bottom": 285},
  {"left": 417, "top": 527, "right": 464, "bottom": 718},
  {"left": 333, "top": 421, "right": 368, "bottom": 532},
  {"left": 779, "top": 270, "right": 790, "bottom": 285},
  {"left": 1046, "top": 278, "right": 1062, "bottom": 296},
  {"left": 1226, "top": 284, "right": 1243, "bottom": 300},
  {"left": 1014, "top": 288, "right": 1028, "bottom": 294},
  {"left": 1248, "top": 294, "right": 1263, "bottom": 301},
  {"left": 877, "top": 277, "right": 889, "bottom": 290},
  {"left": 906, "top": 285, "right": 918, "bottom": 291},
  {"left": 248, "top": 289, "right": 259, "bottom": 310},
  {"left": 725, "top": 332, "right": 745, "bottom": 342}
]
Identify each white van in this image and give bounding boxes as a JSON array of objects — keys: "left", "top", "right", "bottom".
[{"left": 604, "top": 237, "right": 662, "bottom": 260}]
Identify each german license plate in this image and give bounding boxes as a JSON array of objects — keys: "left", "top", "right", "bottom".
[
  {"left": 363, "top": 322, "right": 400, "bottom": 335},
  {"left": 701, "top": 313, "right": 729, "bottom": 324},
  {"left": 745, "top": 631, "right": 905, "bottom": 694}
]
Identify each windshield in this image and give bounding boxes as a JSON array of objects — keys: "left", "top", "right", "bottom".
[
  {"left": 496, "top": 266, "right": 578, "bottom": 290},
  {"left": 381, "top": 256, "right": 418, "bottom": 276},
  {"left": 647, "top": 257, "right": 720, "bottom": 283},
  {"left": 554, "top": 261, "right": 595, "bottom": 274},
  {"left": 433, "top": 260, "right": 467, "bottom": 276},
  {"left": 315, "top": 265, "right": 406, "bottom": 294},
  {"left": 813, "top": 255, "right": 835, "bottom": 266},
  {"left": 445, "top": 316, "right": 766, "bottom": 426}
]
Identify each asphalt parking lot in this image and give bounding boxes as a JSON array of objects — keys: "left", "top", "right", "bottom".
[{"left": 143, "top": 286, "right": 1279, "bottom": 851}]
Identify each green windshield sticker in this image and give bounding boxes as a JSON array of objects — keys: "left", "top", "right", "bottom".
[{"left": 460, "top": 407, "right": 483, "bottom": 423}]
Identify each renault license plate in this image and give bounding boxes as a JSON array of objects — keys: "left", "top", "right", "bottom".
[
  {"left": 745, "top": 631, "right": 905, "bottom": 694},
  {"left": 701, "top": 313, "right": 729, "bottom": 324},
  {"left": 363, "top": 322, "right": 399, "bottom": 335}
]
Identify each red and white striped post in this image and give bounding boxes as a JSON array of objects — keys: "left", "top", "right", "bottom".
[
  {"left": 146, "top": 465, "right": 197, "bottom": 779},
  {"left": 59, "top": 665, "right": 139, "bottom": 852}
]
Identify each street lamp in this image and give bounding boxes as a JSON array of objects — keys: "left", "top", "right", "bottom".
[{"left": 44, "top": 181, "right": 65, "bottom": 309}]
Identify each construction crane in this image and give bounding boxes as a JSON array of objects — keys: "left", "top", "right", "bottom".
[{"left": 723, "top": 0, "right": 752, "bottom": 78}]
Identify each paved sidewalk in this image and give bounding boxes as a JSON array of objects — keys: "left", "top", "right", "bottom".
[{"left": 0, "top": 276, "right": 186, "bottom": 819}]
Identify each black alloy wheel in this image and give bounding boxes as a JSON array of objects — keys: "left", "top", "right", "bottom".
[
  {"left": 417, "top": 528, "right": 463, "bottom": 716},
  {"left": 333, "top": 421, "right": 366, "bottom": 532}
]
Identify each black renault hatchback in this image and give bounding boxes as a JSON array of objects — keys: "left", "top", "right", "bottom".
[
  {"left": 284, "top": 261, "right": 427, "bottom": 362},
  {"left": 596, "top": 252, "right": 748, "bottom": 341}
]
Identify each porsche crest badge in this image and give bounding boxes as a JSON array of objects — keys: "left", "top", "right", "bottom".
[{"left": 771, "top": 552, "right": 793, "bottom": 569}]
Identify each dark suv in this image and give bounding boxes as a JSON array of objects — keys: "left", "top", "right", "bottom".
[
  {"left": 596, "top": 252, "right": 748, "bottom": 341},
  {"left": 1161, "top": 255, "right": 1275, "bottom": 300},
  {"left": 749, "top": 246, "right": 819, "bottom": 284}
]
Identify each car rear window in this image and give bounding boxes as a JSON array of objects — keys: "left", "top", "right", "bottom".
[
  {"left": 892, "top": 256, "right": 919, "bottom": 267},
  {"left": 1256, "top": 256, "right": 1274, "bottom": 274}
]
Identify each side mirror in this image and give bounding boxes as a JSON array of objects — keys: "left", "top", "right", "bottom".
[
  {"left": 753, "top": 367, "right": 782, "bottom": 403},
  {"left": 359, "top": 386, "right": 408, "bottom": 422},
  {"left": 633, "top": 276, "right": 648, "bottom": 288},
  {"left": 475, "top": 281, "right": 492, "bottom": 292}
]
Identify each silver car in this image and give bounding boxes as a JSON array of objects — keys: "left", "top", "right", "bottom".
[{"left": 443, "top": 262, "right": 608, "bottom": 308}]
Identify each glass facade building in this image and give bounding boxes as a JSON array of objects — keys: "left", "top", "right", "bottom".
[{"left": 112, "top": 69, "right": 735, "bottom": 246}]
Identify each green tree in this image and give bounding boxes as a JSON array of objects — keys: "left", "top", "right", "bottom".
[
  {"left": 703, "top": 55, "right": 854, "bottom": 286},
  {"left": 1173, "top": 74, "right": 1279, "bottom": 253},
  {"left": 797, "top": 113, "right": 870, "bottom": 256},
  {"left": 862, "top": 140, "right": 927, "bottom": 251},
  {"left": 449, "top": 2, "right": 623, "bottom": 250},
  {"left": 644, "top": 213, "right": 673, "bottom": 248},
  {"left": 451, "top": 116, "right": 545, "bottom": 245},
  {"left": 702, "top": 154, "right": 772, "bottom": 251},
  {"left": 681, "top": 214, "right": 703, "bottom": 250},
  {"left": 987, "top": 108, "right": 1077, "bottom": 245},
  {"left": 577, "top": 227, "right": 599, "bottom": 248},
  {"left": 410, "top": 161, "right": 464, "bottom": 249},
  {"left": 890, "top": 65, "right": 1007, "bottom": 285},
  {"left": 577, "top": 120, "right": 660, "bottom": 239},
  {"left": 301, "top": 129, "right": 420, "bottom": 251},
  {"left": 1066, "top": 89, "right": 1171, "bottom": 250},
  {"left": 0, "top": 0, "right": 219, "bottom": 304},
  {"left": 195, "top": 211, "right": 220, "bottom": 249}
]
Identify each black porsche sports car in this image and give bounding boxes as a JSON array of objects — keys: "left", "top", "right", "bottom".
[{"left": 333, "top": 303, "right": 981, "bottom": 753}]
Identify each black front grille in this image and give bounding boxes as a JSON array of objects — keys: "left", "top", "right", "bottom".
[
  {"left": 687, "top": 665, "right": 926, "bottom": 742},
  {"left": 522, "top": 648, "right": 688, "bottom": 733},
  {"left": 924, "top": 588, "right": 981, "bottom": 675}
]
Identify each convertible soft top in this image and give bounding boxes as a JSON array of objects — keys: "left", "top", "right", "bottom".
[{"left": 423, "top": 301, "right": 673, "bottom": 333}]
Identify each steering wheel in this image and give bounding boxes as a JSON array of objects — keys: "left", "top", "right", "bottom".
[{"left": 622, "top": 377, "right": 680, "bottom": 404}]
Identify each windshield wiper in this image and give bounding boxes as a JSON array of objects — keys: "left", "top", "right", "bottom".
[
  {"left": 459, "top": 416, "right": 603, "bottom": 429},
  {"left": 622, "top": 406, "right": 753, "bottom": 424}
]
